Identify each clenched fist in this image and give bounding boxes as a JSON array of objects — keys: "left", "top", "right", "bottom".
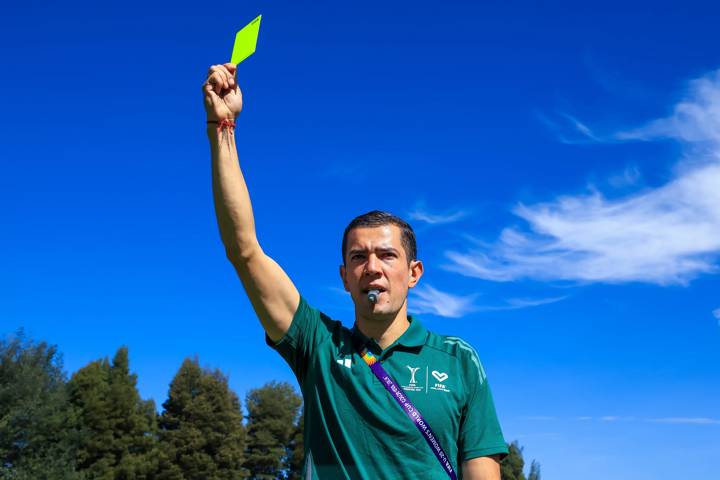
[{"left": 203, "top": 63, "right": 243, "bottom": 121}]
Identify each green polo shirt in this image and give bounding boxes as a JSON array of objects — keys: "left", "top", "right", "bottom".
[{"left": 267, "top": 296, "right": 508, "bottom": 479}]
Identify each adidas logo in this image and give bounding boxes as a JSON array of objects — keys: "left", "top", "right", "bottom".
[{"left": 336, "top": 358, "right": 351, "bottom": 368}]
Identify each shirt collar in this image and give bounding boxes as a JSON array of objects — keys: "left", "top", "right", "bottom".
[{"left": 352, "top": 315, "right": 428, "bottom": 353}]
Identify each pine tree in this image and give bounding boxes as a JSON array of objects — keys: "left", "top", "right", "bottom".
[
  {"left": 500, "top": 441, "right": 542, "bottom": 480},
  {"left": 244, "top": 381, "right": 302, "bottom": 480},
  {"left": 0, "top": 331, "right": 79, "bottom": 479},
  {"left": 528, "top": 460, "right": 541, "bottom": 480},
  {"left": 287, "top": 409, "right": 304, "bottom": 480},
  {"left": 500, "top": 441, "right": 526, "bottom": 480},
  {"left": 157, "top": 357, "right": 246, "bottom": 480},
  {"left": 68, "top": 346, "right": 157, "bottom": 479}
]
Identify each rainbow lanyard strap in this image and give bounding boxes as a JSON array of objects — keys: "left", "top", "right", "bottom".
[{"left": 357, "top": 345, "right": 457, "bottom": 480}]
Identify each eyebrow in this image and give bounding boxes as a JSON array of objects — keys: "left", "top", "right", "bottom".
[{"left": 348, "top": 247, "right": 400, "bottom": 256}]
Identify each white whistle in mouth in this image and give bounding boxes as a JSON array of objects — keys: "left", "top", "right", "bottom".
[{"left": 367, "top": 289, "right": 380, "bottom": 304}]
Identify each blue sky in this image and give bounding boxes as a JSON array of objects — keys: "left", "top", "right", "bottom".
[{"left": 2, "top": 1, "right": 719, "bottom": 478}]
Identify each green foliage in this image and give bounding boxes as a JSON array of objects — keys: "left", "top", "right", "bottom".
[
  {"left": 67, "top": 346, "right": 157, "bottom": 479},
  {"left": 501, "top": 441, "right": 526, "bottom": 480},
  {"left": 286, "top": 410, "right": 304, "bottom": 480},
  {"left": 501, "top": 441, "right": 541, "bottom": 480},
  {"left": 244, "top": 381, "right": 302, "bottom": 480},
  {"left": 0, "top": 330, "right": 79, "bottom": 480},
  {"left": 528, "top": 459, "right": 541, "bottom": 480},
  {"left": 157, "top": 357, "right": 246, "bottom": 480}
]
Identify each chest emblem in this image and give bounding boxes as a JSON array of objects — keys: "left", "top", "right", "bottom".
[
  {"left": 407, "top": 366, "right": 420, "bottom": 383},
  {"left": 430, "top": 370, "right": 451, "bottom": 393},
  {"left": 432, "top": 370, "right": 448, "bottom": 382},
  {"left": 402, "top": 365, "right": 424, "bottom": 392}
]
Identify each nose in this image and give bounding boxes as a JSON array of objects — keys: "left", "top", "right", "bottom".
[{"left": 364, "top": 254, "right": 381, "bottom": 275}]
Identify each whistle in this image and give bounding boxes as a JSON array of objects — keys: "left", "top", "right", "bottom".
[{"left": 368, "top": 289, "right": 380, "bottom": 304}]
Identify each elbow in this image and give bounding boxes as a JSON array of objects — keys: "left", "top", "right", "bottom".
[{"left": 224, "top": 241, "right": 262, "bottom": 265}]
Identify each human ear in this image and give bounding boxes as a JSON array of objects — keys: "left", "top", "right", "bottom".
[
  {"left": 339, "top": 264, "right": 350, "bottom": 292},
  {"left": 407, "top": 260, "right": 424, "bottom": 288}
]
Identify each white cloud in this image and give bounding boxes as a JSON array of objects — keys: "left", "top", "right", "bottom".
[
  {"left": 617, "top": 71, "right": 720, "bottom": 144},
  {"left": 409, "top": 284, "right": 478, "bottom": 318},
  {"left": 328, "top": 286, "right": 350, "bottom": 297},
  {"left": 445, "top": 69, "right": 720, "bottom": 286},
  {"left": 562, "top": 113, "right": 603, "bottom": 142},
  {"left": 503, "top": 296, "right": 568, "bottom": 309},
  {"left": 530, "top": 416, "right": 720, "bottom": 425},
  {"left": 607, "top": 165, "right": 642, "bottom": 189},
  {"left": 537, "top": 112, "right": 605, "bottom": 144},
  {"left": 647, "top": 417, "right": 720, "bottom": 425},
  {"left": 407, "top": 206, "right": 470, "bottom": 225},
  {"left": 713, "top": 307, "right": 720, "bottom": 324},
  {"left": 409, "top": 284, "right": 565, "bottom": 317}
]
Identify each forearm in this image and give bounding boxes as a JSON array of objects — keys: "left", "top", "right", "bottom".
[{"left": 208, "top": 124, "right": 260, "bottom": 261}]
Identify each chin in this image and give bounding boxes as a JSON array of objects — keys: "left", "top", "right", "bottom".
[{"left": 370, "top": 302, "right": 399, "bottom": 318}]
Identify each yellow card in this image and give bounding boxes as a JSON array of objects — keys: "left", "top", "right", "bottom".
[{"left": 231, "top": 15, "right": 262, "bottom": 65}]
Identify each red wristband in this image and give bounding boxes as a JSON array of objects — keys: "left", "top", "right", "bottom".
[{"left": 207, "top": 119, "right": 236, "bottom": 132}]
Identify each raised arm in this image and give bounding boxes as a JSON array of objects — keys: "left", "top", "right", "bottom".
[{"left": 203, "top": 63, "right": 299, "bottom": 341}]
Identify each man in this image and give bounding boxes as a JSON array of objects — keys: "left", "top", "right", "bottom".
[{"left": 203, "top": 63, "right": 508, "bottom": 479}]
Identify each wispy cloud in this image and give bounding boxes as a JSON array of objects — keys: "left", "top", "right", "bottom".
[
  {"left": 519, "top": 415, "right": 559, "bottom": 421},
  {"left": 407, "top": 205, "right": 471, "bottom": 226},
  {"left": 503, "top": 296, "right": 568, "bottom": 309},
  {"left": 713, "top": 307, "right": 720, "bottom": 325},
  {"left": 648, "top": 417, "right": 720, "bottom": 425},
  {"left": 562, "top": 113, "right": 603, "bottom": 142},
  {"left": 616, "top": 71, "right": 720, "bottom": 144},
  {"left": 410, "top": 284, "right": 566, "bottom": 317},
  {"left": 409, "top": 284, "right": 478, "bottom": 318},
  {"left": 607, "top": 165, "right": 642, "bottom": 189},
  {"left": 537, "top": 112, "right": 605, "bottom": 144},
  {"left": 446, "top": 69, "right": 720, "bottom": 286},
  {"left": 525, "top": 415, "right": 720, "bottom": 425},
  {"left": 328, "top": 286, "right": 350, "bottom": 297}
]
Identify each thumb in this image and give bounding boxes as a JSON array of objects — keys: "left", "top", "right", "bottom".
[
  {"left": 203, "top": 82, "right": 217, "bottom": 97},
  {"left": 203, "top": 83, "right": 223, "bottom": 105}
]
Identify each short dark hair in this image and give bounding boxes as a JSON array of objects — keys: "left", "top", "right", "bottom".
[{"left": 341, "top": 210, "right": 417, "bottom": 265}]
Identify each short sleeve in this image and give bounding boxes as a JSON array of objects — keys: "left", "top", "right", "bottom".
[
  {"left": 265, "top": 296, "right": 333, "bottom": 382},
  {"left": 458, "top": 366, "right": 508, "bottom": 462}
]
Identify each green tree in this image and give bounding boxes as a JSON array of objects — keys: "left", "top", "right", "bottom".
[
  {"left": 500, "top": 441, "right": 526, "bottom": 480},
  {"left": 528, "top": 460, "right": 541, "bottom": 480},
  {"left": 501, "top": 441, "right": 541, "bottom": 480},
  {"left": 157, "top": 357, "right": 246, "bottom": 480},
  {"left": 68, "top": 346, "right": 157, "bottom": 479},
  {"left": 0, "top": 331, "right": 79, "bottom": 480},
  {"left": 286, "top": 409, "right": 304, "bottom": 480},
  {"left": 244, "top": 381, "right": 302, "bottom": 480}
]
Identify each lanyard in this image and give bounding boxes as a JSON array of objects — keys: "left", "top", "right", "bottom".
[{"left": 356, "top": 345, "right": 457, "bottom": 480}]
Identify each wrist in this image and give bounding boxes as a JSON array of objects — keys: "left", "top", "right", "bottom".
[
  {"left": 206, "top": 118, "right": 236, "bottom": 131},
  {"left": 206, "top": 113, "right": 237, "bottom": 122}
]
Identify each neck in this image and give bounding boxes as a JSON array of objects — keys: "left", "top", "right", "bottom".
[{"left": 355, "top": 299, "right": 410, "bottom": 349}]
